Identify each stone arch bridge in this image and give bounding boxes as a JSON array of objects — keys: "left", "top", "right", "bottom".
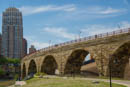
[{"left": 21, "top": 28, "right": 130, "bottom": 79}]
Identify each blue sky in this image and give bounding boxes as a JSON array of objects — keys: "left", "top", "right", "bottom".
[{"left": 0, "top": 0, "right": 130, "bottom": 50}]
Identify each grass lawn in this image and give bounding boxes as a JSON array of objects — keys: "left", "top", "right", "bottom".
[
  {"left": 0, "top": 80, "right": 15, "bottom": 87},
  {"left": 22, "top": 77, "right": 127, "bottom": 87}
]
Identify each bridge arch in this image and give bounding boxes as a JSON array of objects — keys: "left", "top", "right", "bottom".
[
  {"left": 64, "top": 49, "right": 94, "bottom": 74},
  {"left": 28, "top": 59, "right": 37, "bottom": 75},
  {"left": 41, "top": 55, "right": 58, "bottom": 75},
  {"left": 110, "top": 41, "right": 130, "bottom": 78}
]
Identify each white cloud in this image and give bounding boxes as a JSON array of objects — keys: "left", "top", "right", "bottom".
[
  {"left": 24, "top": 21, "right": 130, "bottom": 50},
  {"left": 31, "top": 42, "right": 49, "bottom": 49},
  {"left": 119, "top": 21, "right": 130, "bottom": 28},
  {"left": 64, "top": 7, "right": 76, "bottom": 12},
  {"left": 19, "top": 4, "right": 76, "bottom": 16},
  {"left": 18, "top": 4, "right": 127, "bottom": 21},
  {"left": 99, "top": 7, "right": 123, "bottom": 14},
  {"left": 25, "top": 36, "right": 49, "bottom": 49},
  {"left": 81, "top": 25, "right": 113, "bottom": 36},
  {"left": 85, "top": 6, "right": 127, "bottom": 15},
  {"left": 81, "top": 21, "right": 130, "bottom": 36},
  {"left": 43, "top": 27, "right": 76, "bottom": 39},
  {"left": 58, "top": 6, "right": 127, "bottom": 21}
]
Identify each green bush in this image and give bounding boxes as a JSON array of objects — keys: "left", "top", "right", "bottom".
[
  {"left": 14, "top": 74, "right": 19, "bottom": 80},
  {"left": 0, "top": 68, "right": 5, "bottom": 76},
  {"left": 35, "top": 72, "right": 47, "bottom": 76}
]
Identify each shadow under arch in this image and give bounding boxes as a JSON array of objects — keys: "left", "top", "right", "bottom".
[
  {"left": 41, "top": 55, "right": 58, "bottom": 75},
  {"left": 109, "top": 41, "right": 130, "bottom": 78},
  {"left": 22, "top": 63, "right": 26, "bottom": 78},
  {"left": 64, "top": 49, "right": 90, "bottom": 74},
  {"left": 28, "top": 59, "right": 37, "bottom": 75}
]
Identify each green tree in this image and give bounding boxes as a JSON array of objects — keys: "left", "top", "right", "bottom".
[
  {"left": 0, "top": 55, "right": 8, "bottom": 65},
  {"left": 7, "top": 58, "right": 20, "bottom": 64}
]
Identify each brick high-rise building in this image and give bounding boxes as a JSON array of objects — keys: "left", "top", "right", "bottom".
[
  {"left": 22, "top": 38, "right": 27, "bottom": 58},
  {"left": 29, "top": 45, "right": 36, "bottom": 54},
  {"left": 2, "top": 7, "right": 24, "bottom": 58}
]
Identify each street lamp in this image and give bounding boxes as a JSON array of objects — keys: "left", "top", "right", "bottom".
[
  {"left": 79, "top": 31, "right": 82, "bottom": 39},
  {"left": 117, "top": 24, "right": 121, "bottom": 29},
  {"left": 109, "top": 55, "right": 118, "bottom": 87},
  {"left": 109, "top": 55, "right": 112, "bottom": 87}
]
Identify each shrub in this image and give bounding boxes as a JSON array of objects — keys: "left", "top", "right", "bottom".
[
  {"left": 14, "top": 74, "right": 19, "bottom": 81},
  {"left": 35, "top": 72, "right": 47, "bottom": 77},
  {"left": 0, "top": 67, "right": 5, "bottom": 76}
]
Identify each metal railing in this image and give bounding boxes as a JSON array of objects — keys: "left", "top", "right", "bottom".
[{"left": 24, "top": 28, "right": 130, "bottom": 59}]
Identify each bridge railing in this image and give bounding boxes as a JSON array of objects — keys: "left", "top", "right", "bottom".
[{"left": 24, "top": 28, "right": 130, "bottom": 59}]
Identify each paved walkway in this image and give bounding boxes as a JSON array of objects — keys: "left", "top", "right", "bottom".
[{"left": 81, "top": 78, "right": 130, "bottom": 87}]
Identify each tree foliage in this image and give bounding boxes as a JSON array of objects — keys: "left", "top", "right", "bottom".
[
  {"left": 7, "top": 58, "right": 20, "bottom": 64},
  {"left": 0, "top": 55, "right": 8, "bottom": 65},
  {"left": 0, "top": 55, "right": 20, "bottom": 65}
]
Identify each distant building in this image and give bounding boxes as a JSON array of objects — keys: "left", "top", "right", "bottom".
[
  {"left": 29, "top": 45, "right": 36, "bottom": 54},
  {"left": 2, "top": 7, "right": 24, "bottom": 58},
  {"left": 22, "top": 38, "right": 27, "bottom": 58}
]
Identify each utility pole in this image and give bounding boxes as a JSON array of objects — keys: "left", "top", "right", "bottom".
[
  {"left": 118, "top": 24, "right": 121, "bottom": 29},
  {"left": 79, "top": 31, "right": 82, "bottom": 39}
]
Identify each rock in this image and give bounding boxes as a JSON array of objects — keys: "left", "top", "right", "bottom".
[
  {"left": 92, "top": 81, "right": 100, "bottom": 84},
  {"left": 15, "top": 81, "right": 26, "bottom": 86},
  {"left": 55, "top": 69, "right": 60, "bottom": 75},
  {"left": 63, "top": 77, "right": 68, "bottom": 79}
]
